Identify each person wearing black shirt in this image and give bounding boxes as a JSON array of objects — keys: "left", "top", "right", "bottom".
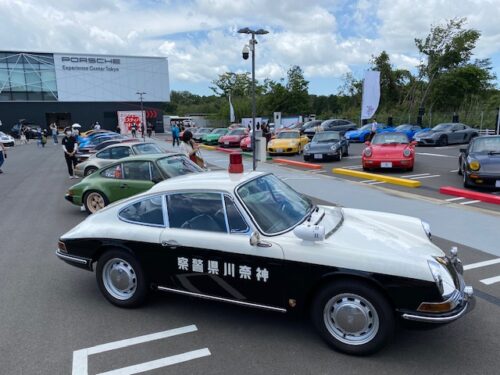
[{"left": 62, "top": 128, "right": 79, "bottom": 179}]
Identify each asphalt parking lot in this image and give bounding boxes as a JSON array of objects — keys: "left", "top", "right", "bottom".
[{"left": 1, "top": 141, "right": 500, "bottom": 374}]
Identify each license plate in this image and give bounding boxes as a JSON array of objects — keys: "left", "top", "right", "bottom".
[
  {"left": 277, "top": 148, "right": 283, "bottom": 152},
  {"left": 381, "top": 162, "right": 392, "bottom": 168},
  {"left": 314, "top": 154, "right": 323, "bottom": 159},
  {"left": 224, "top": 141, "right": 229, "bottom": 145},
  {"left": 496, "top": 180, "right": 500, "bottom": 188}
]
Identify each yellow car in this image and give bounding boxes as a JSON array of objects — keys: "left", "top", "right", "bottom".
[{"left": 267, "top": 130, "right": 310, "bottom": 155}]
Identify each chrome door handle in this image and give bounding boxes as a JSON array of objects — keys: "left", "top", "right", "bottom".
[{"left": 162, "top": 240, "right": 179, "bottom": 247}]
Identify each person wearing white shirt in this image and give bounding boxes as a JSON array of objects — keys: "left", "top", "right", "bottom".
[{"left": 370, "top": 118, "right": 378, "bottom": 141}]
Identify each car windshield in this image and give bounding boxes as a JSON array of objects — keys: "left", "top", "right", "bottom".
[
  {"left": 277, "top": 132, "right": 300, "bottom": 139},
  {"left": 156, "top": 155, "right": 203, "bottom": 177},
  {"left": 212, "top": 129, "right": 226, "bottom": 134},
  {"left": 313, "top": 132, "right": 340, "bottom": 142},
  {"left": 132, "top": 143, "right": 163, "bottom": 154},
  {"left": 372, "top": 133, "right": 409, "bottom": 144},
  {"left": 228, "top": 129, "right": 246, "bottom": 136},
  {"left": 237, "top": 174, "right": 313, "bottom": 234},
  {"left": 470, "top": 137, "right": 500, "bottom": 153},
  {"left": 432, "top": 123, "right": 453, "bottom": 131},
  {"left": 395, "top": 125, "right": 412, "bottom": 131}
]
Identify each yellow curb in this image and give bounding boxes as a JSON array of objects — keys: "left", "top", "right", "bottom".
[
  {"left": 199, "top": 144, "right": 217, "bottom": 150},
  {"left": 332, "top": 168, "right": 421, "bottom": 188}
]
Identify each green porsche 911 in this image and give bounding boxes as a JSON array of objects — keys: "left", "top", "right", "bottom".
[{"left": 65, "top": 154, "right": 203, "bottom": 213}]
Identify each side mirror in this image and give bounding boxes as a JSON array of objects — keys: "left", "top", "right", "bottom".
[
  {"left": 249, "top": 232, "right": 261, "bottom": 247},
  {"left": 364, "top": 141, "right": 370, "bottom": 146},
  {"left": 293, "top": 224, "right": 325, "bottom": 242}
]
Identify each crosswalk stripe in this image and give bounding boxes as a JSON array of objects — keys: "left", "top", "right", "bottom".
[
  {"left": 480, "top": 275, "right": 500, "bottom": 285},
  {"left": 460, "top": 200, "right": 481, "bottom": 205},
  {"left": 464, "top": 258, "right": 500, "bottom": 271}
]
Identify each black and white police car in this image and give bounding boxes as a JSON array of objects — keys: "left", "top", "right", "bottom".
[{"left": 56, "top": 166, "right": 474, "bottom": 355}]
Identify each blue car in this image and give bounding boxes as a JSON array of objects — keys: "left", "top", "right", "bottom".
[
  {"left": 345, "top": 123, "right": 389, "bottom": 142},
  {"left": 379, "top": 124, "right": 429, "bottom": 140},
  {"left": 79, "top": 133, "right": 118, "bottom": 147}
]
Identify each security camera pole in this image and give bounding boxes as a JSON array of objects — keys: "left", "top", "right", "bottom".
[
  {"left": 238, "top": 27, "right": 269, "bottom": 171},
  {"left": 136, "top": 91, "right": 146, "bottom": 142}
]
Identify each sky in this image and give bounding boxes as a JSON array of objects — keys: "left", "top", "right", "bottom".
[{"left": 2, "top": 0, "right": 500, "bottom": 96}]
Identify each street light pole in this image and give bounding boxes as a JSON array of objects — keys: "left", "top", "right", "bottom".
[
  {"left": 136, "top": 91, "right": 146, "bottom": 142},
  {"left": 238, "top": 27, "right": 268, "bottom": 171}
]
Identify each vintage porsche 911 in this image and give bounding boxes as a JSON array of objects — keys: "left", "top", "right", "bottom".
[{"left": 56, "top": 171, "right": 474, "bottom": 355}]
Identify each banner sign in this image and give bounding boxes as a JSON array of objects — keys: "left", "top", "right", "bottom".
[
  {"left": 117, "top": 111, "right": 145, "bottom": 135},
  {"left": 361, "top": 71, "right": 381, "bottom": 120},
  {"left": 229, "top": 95, "right": 235, "bottom": 123}
]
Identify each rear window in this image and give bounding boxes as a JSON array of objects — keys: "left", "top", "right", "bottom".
[
  {"left": 156, "top": 155, "right": 202, "bottom": 177},
  {"left": 132, "top": 143, "right": 163, "bottom": 154}
]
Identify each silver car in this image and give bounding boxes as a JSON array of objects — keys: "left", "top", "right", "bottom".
[
  {"left": 414, "top": 123, "right": 479, "bottom": 146},
  {"left": 74, "top": 142, "right": 165, "bottom": 177}
]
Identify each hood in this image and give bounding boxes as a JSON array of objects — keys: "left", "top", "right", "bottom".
[
  {"left": 275, "top": 207, "right": 440, "bottom": 282},
  {"left": 416, "top": 130, "right": 440, "bottom": 138},
  {"left": 307, "top": 140, "right": 340, "bottom": 152},
  {"left": 221, "top": 135, "right": 243, "bottom": 141},
  {"left": 270, "top": 139, "right": 299, "bottom": 147},
  {"left": 370, "top": 143, "right": 411, "bottom": 157},
  {"left": 470, "top": 153, "right": 500, "bottom": 173}
]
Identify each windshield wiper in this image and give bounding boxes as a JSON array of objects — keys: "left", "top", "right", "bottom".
[{"left": 488, "top": 151, "right": 500, "bottom": 155}]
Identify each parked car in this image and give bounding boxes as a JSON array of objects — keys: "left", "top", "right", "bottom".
[
  {"left": 303, "top": 131, "right": 349, "bottom": 162},
  {"left": 379, "top": 124, "right": 428, "bottom": 140},
  {"left": 267, "top": 130, "right": 309, "bottom": 155},
  {"left": 192, "top": 128, "right": 212, "bottom": 142},
  {"left": 57, "top": 171, "right": 474, "bottom": 355},
  {"left": 74, "top": 142, "right": 165, "bottom": 177},
  {"left": 218, "top": 128, "right": 248, "bottom": 147},
  {"left": 345, "top": 123, "right": 390, "bottom": 142},
  {"left": 458, "top": 135, "right": 500, "bottom": 189},
  {"left": 362, "top": 132, "right": 416, "bottom": 171},
  {"left": 414, "top": 123, "right": 478, "bottom": 146},
  {"left": 10, "top": 123, "right": 41, "bottom": 139},
  {"left": 0, "top": 131, "right": 15, "bottom": 147},
  {"left": 304, "top": 119, "right": 357, "bottom": 139},
  {"left": 300, "top": 120, "right": 322, "bottom": 134},
  {"left": 240, "top": 136, "right": 252, "bottom": 151},
  {"left": 66, "top": 154, "right": 203, "bottom": 213},
  {"left": 202, "top": 128, "right": 228, "bottom": 145}
]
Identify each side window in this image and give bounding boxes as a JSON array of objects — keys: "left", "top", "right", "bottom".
[
  {"left": 224, "top": 196, "right": 249, "bottom": 233},
  {"left": 167, "top": 193, "right": 227, "bottom": 233},
  {"left": 151, "top": 163, "right": 163, "bottom": 183},
  {"left": 111, "top": 146, "right": 131, "bottom": 159},
  {"left": 119, "top": 196, "right": 164, "bottom": 227},
  {"left": 123, "top": 161, "right": 151, "bottom": 180},
  {"left": 96, "top": 149, "right": 111, "bottom": 159},
  {"left": 101, "top": 164, "right": 122, "bottom": 179}
]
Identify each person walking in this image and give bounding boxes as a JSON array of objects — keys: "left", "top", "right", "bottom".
[
  {"left": 147, "top": 122, "right": 153, "bottom": 138},
  {"left": 369, "top": 118, "right": 378, "bottom": 141},
  {"left": 171, "top": 123, "right": 180, "bottom": 147},
  {"left": 0, "top": 142, "right": 6, "bottom": 174},
  {"left": 50, "top": 123, "right": 58, "bottom": 144},
  {"left": 131, "top": 122, "right": 137, "bottom": 138},
  {"left": 62, "top": 127, "right": 79, "bottom": 179},
  {"left": 41, "top": 129, "right": 47, "bottom": 148},
  {"left": 180, "top": 130, "right": 203, "bottom": 166},
  {"left": 93, "top": 122, "right": 101, "bottom": 130}
]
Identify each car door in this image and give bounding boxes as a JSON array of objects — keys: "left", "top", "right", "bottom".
[
  {"left": 449, "top": 124, "right": 465, "bottom": 144},
  {"left": 159, "top": 192, "right": 286, "bottom": 309}
]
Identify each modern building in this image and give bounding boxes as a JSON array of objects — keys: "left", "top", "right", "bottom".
[{"left": 0, "top": 51, "right": 169, "bottom": 132}]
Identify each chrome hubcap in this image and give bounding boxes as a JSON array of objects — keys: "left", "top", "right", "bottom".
[
  {"left": 323, "top": 293, "right": 379, "bottom": 345},
  {"left": 102, "top": 258, "right": 137, "bottom": 300},
  {"left": 87, "top": 193, "right": 105, "bottom": 213}
]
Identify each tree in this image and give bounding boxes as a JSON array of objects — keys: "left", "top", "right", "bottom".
[
  {"left": 283, "top": 65, "right": 311, "bottom": 114},
  {"left": 210, "top": 72, "right": 255, "bottom": 97}
]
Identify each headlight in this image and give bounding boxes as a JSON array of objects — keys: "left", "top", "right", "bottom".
[
  {"left": 330, "top": 144, "right": 338, "bottom": 151},
  {"left": 364, "top": 148, "right": 372, "bottom": 157},
  {"left": 469, "top": 160, "right": 480, "bottom": 171},
  {"left": 427, "top": 258, "right": 456, "bottom": 297},
  {"left": 421, "top": 220, "right": 431, "bottom": 239},
  {"left": 304, "top": 144, "right": 310, "bottom": 151},
  {"left": 403, "top": 148, "right": 411, "bottom": 157}
]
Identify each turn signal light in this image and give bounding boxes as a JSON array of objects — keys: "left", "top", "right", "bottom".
[{"left": 417, "top": 300, "right": 456, "bottom": 313}]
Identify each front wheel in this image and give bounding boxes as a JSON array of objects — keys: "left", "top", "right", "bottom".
[
  {"left": 343, "top": 147, "right": 349, "bottom": 157},
  {"left": 311, "top": 280, "right": 395, "bottom": 355},
  {"left": 96, "top": 250, "right": 148, "bottom": 308},
  {"left": 463, "top": 171, "right": 472, "bottom": 188},
  {"left": 336, "top": 150, "right": 342, "bottom": 161},
  {"left": 84, "top": 190, "right": 108, "bottom": 214},
  {"left": 438, "top": 135, "right": 448, "bottom": 146}
]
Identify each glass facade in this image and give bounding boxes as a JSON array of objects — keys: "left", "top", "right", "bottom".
[{"left": 0, "top": 52, "right": 58, "bottom": 101}]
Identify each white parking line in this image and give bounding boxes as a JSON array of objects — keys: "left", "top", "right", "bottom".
[
  {"left": 72, "top": 325, "right": 203, "bottom": 375},
  {"left": 97, "top": 349, "right": 211, "bottom": 375},
  {"left": 445, "top": 197, "right": 466, "bottom": 202},
  {"left": 360, "top": 179, "right": 376, "bottom": 183},
  {"left": 460, "top": 200, "right": 481, "bottom": 205},
  {"left": 402, "top": 173, "right": 430, "bottom": 178},
  {"left": 343, "top": 156, "right": 362, "bottom": 159},
  {"left": 417, "top": 153, "right": 456, "bottom": 158},
  {"left": 433, "top": 146, "right": 461, "bottom": 150},
  {"left": 409, "top": 175, "right": 441, "bottom": 179},
  {"left": 368, "top": 181, "right": 386, "bottom": 185},
  {"left": 480, "top": 275, "right": 500, "bottom": 285},
  {"left": 449, "top": 169, "right": 459, "bottom": 173},
  {"left": 464, "top": 258, "right": 500, "bottom": 271}
]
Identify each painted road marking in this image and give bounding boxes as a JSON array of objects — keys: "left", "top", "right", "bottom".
[
  {"left": 445, "top": 197, "right": 466, "bottom": 202},
  {"left": 368, "top": 181, "right": 386, "bottom": 185},
  {"left": 343, "top": 165, "right": 363, "bottom": 169},
  {"left": 417, "top": 153, "right": 456, "bottom": 158},
  {"left": 343, "top": 156, "right": 362, "bottom": 159},
  {"left": 360, "top": 179, "right": 376, "bottom": 183},
  {"left": 480, "top": 275, "right": 500, "bottom": 285},
  {"left": 460, "top": 200, "right": 481, "bottom": 205},
  {"left": 72, "top": 325, "right": 206, "bottom": 375},
  {"left": 464, "top": 258, "right": 500, "bottom": 271},
  {"left": 409, "top": 174, "right": 441, "bottom": 179},
  {"left": 97, "top": 349, "right": 211, "bottom": 375},
  {"left": 402, "top": 173, "right": 430, "bottom": 178},
  {"left": 433, "top": 145, "right": 461, "bottom": 150},
  {"left": 449, "top": 169, "right": 459, "bottom": 173}
]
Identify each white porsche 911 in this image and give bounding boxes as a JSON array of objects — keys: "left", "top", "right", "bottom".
[{"left": 56, "top": 170, "right": 474, "bottom": 355}]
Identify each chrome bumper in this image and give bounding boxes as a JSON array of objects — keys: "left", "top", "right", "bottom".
[{"left": 55, "top": 250, "right": 93, "bottom": 271}]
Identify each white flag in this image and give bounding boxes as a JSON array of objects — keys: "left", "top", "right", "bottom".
[
  {"left": 229, "top": 94, "right": 235, "bottom": 123},
  {"left": 361, "top": 71, "right": 380, "bottom": 120}
]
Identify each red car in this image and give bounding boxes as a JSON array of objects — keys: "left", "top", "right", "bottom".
[
  {"left": 218, "top": 128, "right": 248, "bottom": 147},
  {"left": 362, "top": 132, "right": 416, "bottom": 171},
  {"left": 240, "top": 136, "right": 251, "bottom": 151}
]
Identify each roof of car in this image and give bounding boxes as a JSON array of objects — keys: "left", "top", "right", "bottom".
[
  {"left": 100, "top": 141, "right": 159, "bottom": 152},
  {"left": 107, "top": 153, "right": 183, "bottom": 163},
  {"left": 149, "top": 170, "right": 266, "bottom": 194}
]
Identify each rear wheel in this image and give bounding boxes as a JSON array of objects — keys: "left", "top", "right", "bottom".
[
  {"left": 96, "top": 250, "right": 148, "bottom": 308},
  {"left": 311, "top": 280, "right": 395, "bottom": 355},
  {"left": 84, "top": 190, "right": 108, "bottom": 214}
]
